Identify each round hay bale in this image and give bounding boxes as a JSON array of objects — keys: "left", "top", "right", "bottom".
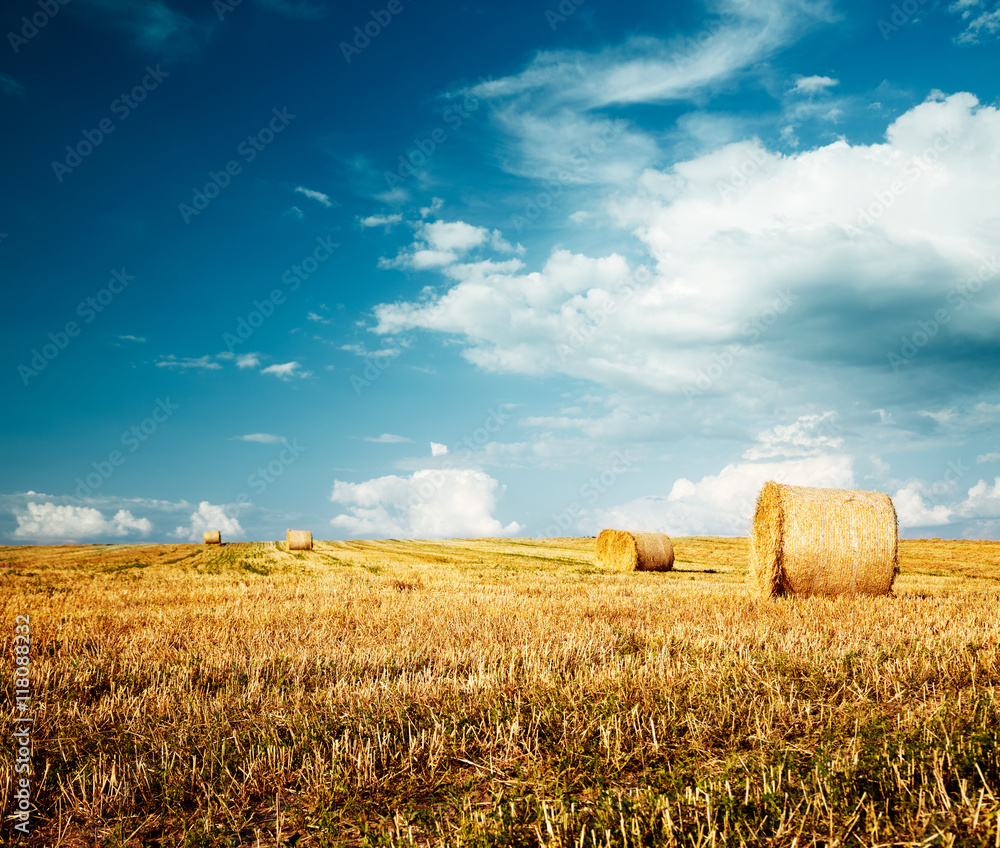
[
  {"left": 602, "top": 530, "right": 674, "bottom": 572},
  {"left": 748, "top": 481, "right": 898, "bottom": 599},
  {"left": 203, "top": 531, "right": 221, "bottom": 545},
  {"left": 595, "top": 528, "right": 618, "bottom": 565},
  {"left": 286, "top": 529, "right": 313, "bottom": 551}
]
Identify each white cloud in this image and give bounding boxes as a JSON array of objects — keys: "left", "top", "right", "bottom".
[
  {"left": 360, "top": 213, "right": 403, "bottom": 227},
  {"left": 330, "top": 469, "right": 522, "bottom": 538},
  {"left": 157, "top": 355, "right": 222, "bottom": 370},
  {"left": 234, "top": 433, "right": 286, "bottom": 444},
  {"left": 792, "top": 75, "right": 839, "bottom": 95},
  {"left": 363, "top": 433, "right": 412, "bottom": 443},
  {"left": 369, "top": 94, "right": 1000, "bottom": 405},
  {"left": 236, "top": 353, "right": 261, "bottom": 369},
  {"left": 13, "top": 502, "right": 152, "bottom": 542},
  {"left": 950, "top": 1, "right": 1000, "bottom": 42},
  {"left": 978, "top": 452, "right": 1000, "bottom": 464},
  {"left": 743, "top": 413, "right": 843, "bottom": 460},
  {"left": 118, "top": 334, "right": 146, "bottom": 343},
  {"left": 173, "top": 501, "right": 244, "bottom": 542},
  {"left": 261, "top": 361, "right": 311, "bottom": 380},
  {"left": 340, "top": 343, "right": 401, "bottom": 358},
  {"left": 956, "top": 477, "right": 1000, "bottom": 518},
  {"left": 430, "top": 442, "right": 449, "bottom": 456},
  {"left": 595, "top": 455, "right": 855, "bottom": 537},
  {"left": 295, "top": 186, "right": 333, "bottom": 207},
  {"left": 893, "top": 483, "right": 952, "bottom": 527},
  {"left": 380, "top": 219, "right": 508, "bottom": 270}
]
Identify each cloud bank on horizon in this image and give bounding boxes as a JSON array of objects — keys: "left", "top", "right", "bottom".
[{"left": 2, "top": 0, "right": 999, "bottom": 543}]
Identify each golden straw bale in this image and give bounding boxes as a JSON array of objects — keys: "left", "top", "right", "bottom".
[
  {"left": 286, "top": 529, "right": 313, "bottom": 551},
  {"left": 595, "top": 529, "right": 618, "bottom": 565},
  {"left": 203, "top": 531, "right": 221, "bottom": 545},
  {"left": 748, "top": 481, "right": 898, "bottom": 599},
  {"left": 598, "top": 529, "right": 674, "bottom": 572}
]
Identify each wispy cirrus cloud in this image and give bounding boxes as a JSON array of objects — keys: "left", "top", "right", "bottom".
[{"left": 295, "top": 186, "right": 333, "bottom": 207}]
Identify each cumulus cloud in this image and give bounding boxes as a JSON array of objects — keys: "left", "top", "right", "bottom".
[
  {"left": 743, "top": 413, "right": 843, "bottom": 460},
  {"left": 261, "top": 361, "right": 310, "bottom": 380},
  {"left": 369, "top": 94, "right": 1000, "bottom": 410},
  {"left": 13, "top": 502, "right": 152, "bottom": 542},
  {"left": 379, "top": 220, "right": 517, "bottom": 270},
  {"left": 893, "top": 483, "right": 953, "bottom": 527},
  {"left": 431, "top": 442, "right": 449, "bottom": 456},
  {"left": 594, "top": 455, "right": 856, "bottom": 537},
  {"left": 236, "top": 353, "right": 261, "bottom": 368},
  {"left": 173, "top": 501, "right": 244, "bottom": 542},
  {"left": 234, "top": 433, "right": 286, "bottom": 444},
  {"left": 792, "top": 75, "right": 839, "bottom": 95},
  {"left": 330, "top": 469, "right": 522, "bottom": 538}
]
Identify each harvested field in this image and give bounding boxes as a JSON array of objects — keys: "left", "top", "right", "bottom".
[{"left": 1, "top": 535, "right": 1000, "bottom": 845}]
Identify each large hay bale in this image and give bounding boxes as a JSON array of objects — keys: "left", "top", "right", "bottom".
[
  {"left": 203, "top": 531, "right": 221, "bottom": 545},
  {"left": 595, "top": 528, "right": 618, "bottom": 564},
  {"left": 749, "top": 481, "right": 898, "bottom": 599},
  {"left": 286, "top": 529, "right": 313, "bottom": 551},
  {"left": 598, "top": 529, "right": 674, "bottom": 572}
]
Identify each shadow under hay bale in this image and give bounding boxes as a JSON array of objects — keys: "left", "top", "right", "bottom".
[
  {"left": 596, "top": 529, "right": 674, "bottom": 572},
  {"left": 286, "top": 529, "right": 313, "bottom": 551},
  {"left": 203, "top": 531, "right": 221, "bottom": 545},
  {"left": 749, "top": 481, "right": 898, "bottom": 599}
]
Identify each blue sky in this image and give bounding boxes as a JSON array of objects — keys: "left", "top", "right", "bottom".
[{"left": 2, "top": 0, "right": 999, "bottom": 543}]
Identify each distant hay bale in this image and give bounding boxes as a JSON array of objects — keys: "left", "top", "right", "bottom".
[
  {"left": 203, "top": 531, "right": 221, "bottom": 545},
  {"left": 749, "top": 481, "right": 898, "bottom": 599},
  {"left": 286, "top": 529, "right": 313, "bottom": 551},
  {"left": 597, "top": 529, "right": 674, "bottom": 572}
]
